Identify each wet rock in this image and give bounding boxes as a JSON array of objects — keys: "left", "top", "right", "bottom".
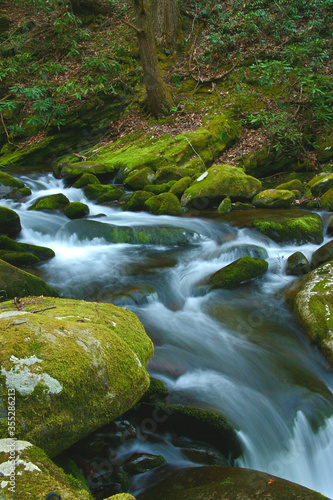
[
  {"left": 83, "top": 184, "right": 124, "bottom": 204},
  {"left": 0, "top": 235, "right": 55, "bottom": 261},
  {"left": 0, "top": 172, "right": 25, "bottom": 198},
  {"left": 6, "top": 187, "right": 32, "bottom": 201},
  {"left": 65, "top": 202, "right": 89, "bottom": 219},
  {"left": 310, "top": 173, "right": 333, "bottom": 197},
  {"left": 137, "top": 465, "right": 330, "bottom": 500},
  {"left": 57, "top": 219, "right": 198, "bottom": 246},
  {"left": 181, "top": 165, "right": 261, "bottom": 209},
  {"left": 286, "top": 252, "right": 310, "bottom": 276},
  {"left": 140, "top": 377, "right": 169, "bottom": 404},
  {"left": 232, "top": 202, "right": 254, "bottom": 210},
  {"left": 0, "top": 259, "right": 58, "bottom": 300},
  {"left": 252, "top": 189, "right": 295, "bottom": 209},
  {"left": 144, "top": 180, "right": 177, "bottom": 194},
  {"left": 217, "top": 197, "right": 231, "bottom": 214},
  {"left": 110, "top": 286, "right": 156, "bottom": 306},
  {"left": 320, "top": 187, "right": 333, "bottom": 210},
  {"left": 122, "top": 191, "right": 155, "bottom": 211},
  {"left": 310, "top": 240, "right": 333, "bottom": 269},
  {"left": 0, "top": 206, "right": 21, "bottom": 237},
  {"left": 285, "top": 261, "right": 333, "bottom": 368},
  {"left": 124, "top": 453, "right": 166, "bottom": 474},
  {"left": 72, "top": 173, "right": 101, "bottom": 188},
  {"left": 327, "top": 215, "right": 333, "bottom": 236},
  {"left": 0, "top": 250, "right": 40, "bottom": 267},
  {"left": 124, "top": 167, "right": 155, "bottom": 190},
  {"left": 144, "top": 192, "right": 182, "bottom": 216},
  {"left": 169, "top": 176, "right": 192, "bottom": 198},
  {"left": 222, "top": 243, "right": 268, "bottom": 260},
  {"left": 28, "top": 193, "right": 70, "bottom": 212},
  {"left": 208, "top": 256, "right": 268, "bottom": 289},
  {"left": 0, "top": 439, "right": 92, "bottom": 500},
  {"left": 0, "top": 297, "right": 153, "bottom": 457},
  {"left": 275, "top": 179, "right": 303, "bottom": 192}
]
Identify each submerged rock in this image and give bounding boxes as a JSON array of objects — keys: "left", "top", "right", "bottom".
[
  {"left": 57, "top": 219, "right": 198, "bottom": 246},
  {"left": 0, "top": 297, "right": 153, "bottom": 457},
  {"left": 181, "top": 165, "right": 261, "bottom": 209},
  {"left": 137, "top": 465, "right": 330, "bottom": 500},
  {"left": 252, "top": 189, "right": 295, "bottom": 209},
  {"left": 124, "top": 453, "right": 166, "bottom": 475},
  {"left": 0, "top": 259, "right": 58, "bottom": 300},
  {"left": 286, "top": 252, "right": 310, "bottom": 276},
  {"left": 285, "top": 261, "right": 333, "bottom": 368},
  {"left": 0, "top": 206, "right": 21, "bottom": 237},
  {"left": 0, "top": 439, "right": 92, "bottom": 500},
  {"left": 208, "top": 256, "right": 268, "bottom": 289}
]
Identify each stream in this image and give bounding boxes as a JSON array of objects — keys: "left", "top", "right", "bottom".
[{"left": 3, "top": 172, "right": 333, "bottom": 499}]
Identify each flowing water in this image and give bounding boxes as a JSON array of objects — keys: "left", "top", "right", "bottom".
[{"left": 3, "top": 173, "right": 333, "bottom": 498}]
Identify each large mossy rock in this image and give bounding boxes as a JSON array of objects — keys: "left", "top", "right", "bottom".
[
  {"left": 28, "top": 193, "right": 70, "bottom": 212},
  {"left": 285, "top": 261, "right": 333, "bottom": 368},
  {"left": 309, "top": 173, "right": 333, "bottom": 197},
  {"left": 83, "top": 184, "right": 124, "bottom": 203},
  {"left": 137, "top": 466, "right": 330, "bottom": 500},
  {"left": 0, "top": 172, "right": 25, "bottom": 198},
  {"left": 57, "top": 219, "right": 198, "bottom": 246},
  {"left": 64, "top": 202, "right": 89, "bottom": 219},
  {"left": 0, "top": 297, "right": 154, "bottom": 457},
  {"left": 144, "top": 193, "right": 182, "bottom": 216},
  {"left": 320, "top": 187, "right": 333, "bottom": 210},
  {"left": 181, "top": 165, "right": 261, "bottom": 209},
  {"left": 0, "top": 206, "right": 21, "bottom": 237},
  {"left": 0, "top": 235, "right": 55, "bottom": 261},
  {"left": 72, "top": 173, "right": 101, "bottom": 188},
  {"left": 208, "top": 256, "right": 268, "bottom": 289},
  {"left": 154, "top": 165, "right": 200, "bottom": 184},
  {"left": 122, "top": 191, "right": 155, "bottom": 211},
  {"left": 252, "top": 189, "right": 295, "bottom": 209},
  {"left": 0, "top": 439, "right": 92, "bottom": 500},
  {"left": 123, "top": 167, "right": 155, "bottom": 190},
  {"left": 275, "top": 179, "right": 303, "bottom": 192},
  {"left": 0, "top": 259, "right": 58, "bottom": 300}
]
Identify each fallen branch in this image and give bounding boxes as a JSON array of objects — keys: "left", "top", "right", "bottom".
[
  {"left": 0, "top": 112, "right": 13, "bottom": 145},
  {"left": 123, "top": 19, "right": 143, "bottom": 34},
  {"left": 193, "top": 61, "right": 239, "bottom": 84},
  {"left": 31, "top": 306, "right": 56, "bottom": 313}
]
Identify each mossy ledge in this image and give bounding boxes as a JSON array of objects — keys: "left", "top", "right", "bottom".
[{"left": 0, "top": 297, "right": 153, "bottom": 457}]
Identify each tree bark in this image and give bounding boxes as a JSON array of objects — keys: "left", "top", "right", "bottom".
[
  {"left": 151, "top": 0, "right": 179, "bottom": 49},
  {"left": 133, "top": 0, "right": 174, "bottom": 117}
]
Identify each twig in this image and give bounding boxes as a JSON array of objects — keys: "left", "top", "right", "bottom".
[
  {"left": 185, "top": 136, "right": 205, "bottom": 167},
  {"left": 193, "top": 61, "right": 239, "bottom": 84},
  {"left": 31, "top": 306, "right": 56, "bottom": 313},
  {"left": 73, "top": 152, "right": 88, "bottom": 161},
  {"left": 0, "top": 113, "right": 13, "bottom": 145},
  {"left": 123, "top": 19, "right": 143, "bottom": 34}
]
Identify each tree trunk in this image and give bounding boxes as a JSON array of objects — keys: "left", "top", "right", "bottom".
[
  {"left": 151, "top": 0, "right": 179, "bottom": 49},
  {"left": 69, "top": 0, "right": 81, "bottom": 13},
  {"left": 133, "top": 0, "right": 174, "bottom": 117}
]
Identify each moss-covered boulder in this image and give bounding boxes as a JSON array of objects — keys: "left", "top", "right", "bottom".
[
  {"left": 310, "top": 173, "right": 333, "bottom": 197},
  {"left": 181, "top": 165, "right": 261, "bottom": 209},
  {"left": 252, "top": 189, "right": 295, "bottom": 209},
  {"left": 285, "top": 261, "right": 333, "bottom": 368},
  {"left": 316, "top": 131, "right": 333, "bottom": 163},
  {"left": 124, "top": 167, "right": 155, "bottom": 190},
  {"left": 217, "top": 197, "right": 231, "bottom": 214},
  {"left": 0, "top": 297, "right": 153, "bottom": 456},
  {"left": 240, "top": 145, "right": 290, "bottom": 178},
  {"left": 144, "top": 193, "right": 182, "bottom": 216},
  {"left": 137, "top": 466, "right": 330, "bottom": 500},
  {"left": 0, "top": 439, "right": 92, "bottom": 500},
  {"left": 83, "top": 184, "right": 124, "bottom": 203},
  {"left": 0, "top": 250, "right": 40, "bottom": 267},
  {"left": 310, "top": 241, "right": 333, "bottom": 269},
  {"left": 57, "top": 220, "right": 197, "bottom": 246},
  {"left": 275, "top": 179, "right": 303, "bottom": 192},
  {"left": 320, "top": 187, "right": 333, "bottom": 210},
  {"left": 0, "top": 259, "right": 58, "bottom": 300},
  {"left": 143, "top": 180, "right": 176, "bottom": 194},
  {"left": 72, "top": 173, "right": 101, "bottom": 188},
  {"left": 122, "top": 191, "right": 155, "bottom": 212},
  {"left": 0, "top": 206, "right": 21, "bottom": 237},
  {"left": 232, "top": 202, "right": 254, "bottom": 210},
  {"left": 154, "top": 165, "right": 201, "bottom": 184},
  {"left": 106, "top": 495, "right": 136, "bottom": 500},
  {"left": 0, "top": 172, "right": 25, "bottom": 198},
  {"left": 6, "top": 187, "right": 32, "bottom": 201},
  {"left": 169, "top": 176, "right": 192, "bottom": 198},
  {"left": 208, "top": 256, "right": 268, "bottom": 289},
  {"left": 64, "top": 202, "right": 89, "bottom": 219},
  {"left": 60, "top": 161, "right": 111, "bottom": 178},
  {"left": 286, "top": 252, "right": 310, "bottom": 276},
  {"left": 28, "top": 193, "right": 70, "bottom": 212},
  {"left": 0, "top": 235, "right": 55, "bottom": 261}
]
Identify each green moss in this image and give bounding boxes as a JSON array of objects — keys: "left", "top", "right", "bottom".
[
  {"left": 0, "top": 172, "right": 24, "bottom": 189},
  {"left": 61, "top": 161, "right": 112, "bottom": 178},
  {"left": 181, "top": 164, "right": 261, "bottom": 208},
  {"left": 144, "top": 193, "right": 182, "bottom": 216},
  {"left": 275, "top": 179, "right": 303, "bottom": 191},
  {"left": 0, "top": 235, "right": 55, "bottom": 260},
  {"left": 140, "top": 377, "right": 168, "bottom": 403},
  {"left": 124, "top": 167, "right": 155, "bottom": 190},
  {"left": 0, "top": 206, "right": 21, "bottom": 237},
  {"left": 169, "top": 177, "right": 192, "bottom": 198},
  {"left": 310, "top": 173, "right": 333, "bottom": 197},
  {"left": 155, "top": 165, "right": 202, "bottom": 184},
  {"left": 83, "top": 184, "right": 124, "bottom": 203},
  {"left": 252, "top": 189, "right": 295, "bottom": 209},
  {"left": 232, "top": 202, "right": 254, "bottom": 210},
  {"left": 240, "top": 145, "right": 290, "bottom": 177},
  {"left": 72, "top": 173, "right": 101, "bottom": 188},
  {"left": 0, "top": 297, "right": 153, "bottom": 457},
  {"left": 0, "top": 259, "right": 59, "bottom": 301},
  {"left": 28, "top": 193, "right": 69, "bottom": 212},
  {"left": 320, "top": 187, "right": 333, "bottom": 210},
  {"left": 0, "top": 440, "right": 92, "bottom": 500},
  {"left": 122, "top": 191, "right": 155, "bottom": 212},
  {"left": 252, "top": 213, "right": 323, "bottom": 244},
  {"left": 65, "top": 202, "right": 89, "bottom": 219},
  {"left": 0, "top": 250, "right": 40, "bottom": 267},
  {"left": 209, "top": 256, "right": 268, "bottom": 288},
  {"left": 144, "top": 180, "right": 176, "bottom": 194},
  {"left": 217, "top": 197, "right": 231, "bottom": 214}
]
